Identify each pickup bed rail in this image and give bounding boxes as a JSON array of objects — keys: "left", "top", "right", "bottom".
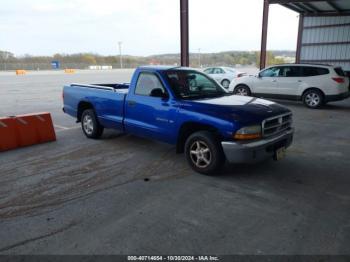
[{"left": 71, "top": 83, "right": 130, "bottom": 91}]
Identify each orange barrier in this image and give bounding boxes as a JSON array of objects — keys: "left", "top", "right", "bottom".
[
  {"left": 64, "top": 69, "right": 75, "bottom": 74},
  {"left": 16, "top": 70, "right": 26, "bottom": 75},
  {"left": 32, "top": 113, "right": 56, "bottom": 143},
  {"left": 16, "top": 115, "right": 40, "bottom": 147},
  {"left": 0, "top": 117, "right": 19, "bottom": 151},
  {"left": 0, "top": 113, "right": 56, "bottom": 152}
]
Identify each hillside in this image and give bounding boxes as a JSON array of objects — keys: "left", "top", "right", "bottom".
[{"left": 0, "top": 50, "right": 295, "bottom": 70}]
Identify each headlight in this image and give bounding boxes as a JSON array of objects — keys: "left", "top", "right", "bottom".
[{"left": 234, "top": 125, "right": 262, "bottom": 140}]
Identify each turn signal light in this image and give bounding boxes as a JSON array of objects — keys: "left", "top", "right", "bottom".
[
  {"left": 234, "top": 125, "right": 262, "bottom": 140},
  {"left": 234, "top": 133, "right": 262, "bottom": 140},
  {"left": 332, "top": 77, "right": 345, "bottom": 83}
]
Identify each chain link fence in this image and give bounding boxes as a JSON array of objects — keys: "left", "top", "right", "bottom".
[{"left": 0, "top": 63, "right": 143, "bottom": 71}]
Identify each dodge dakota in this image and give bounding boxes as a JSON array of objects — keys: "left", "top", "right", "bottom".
[{"left": 63, "top": 66, "right": 294, "bottom": 175}]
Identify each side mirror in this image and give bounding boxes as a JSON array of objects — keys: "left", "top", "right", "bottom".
[
  {"left": 257, "top": 73, "right": 262, "bottom": 78},
  {"left": 150, "top": 88, "right": 168, "bottom": 99}
]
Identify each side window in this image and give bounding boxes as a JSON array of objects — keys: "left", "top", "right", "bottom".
[
  {"left": 302, "top": 67, "right": 329, "bottom": 77},
  {"left": 281, "top": 66, "right": 302, "bottom": 77},
  {"left": 135, "top": 73, "right": 166, "bottom": 96},
  {"left": 204, "top": 68, "right": 213, "bottom": 74},
  {"left": 260, "top": 67, "right": 280, "bottom": 77},
  {"left": 334, "top": 67, "right": 345, "bottom": 76},
  {"left": 212, "top": 68, "right": 224, "bottom": 74},
  {"left": 214, "top": 68, "right": 224, "bottom": 74}
]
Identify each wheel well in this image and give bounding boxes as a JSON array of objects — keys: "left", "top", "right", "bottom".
[
  {"left": 77, "top": 101, "right": 93, "bottom": 122},
  {"left": 176, "top": 122, "right": 219, "bottom": 154},
  {"left": 234, "top": 84, "right": 251, "bottom": 94},
  {"left": 234, "top": 83, "right": 249, "bottom": 90},
  {"left": 301, "top": 88, "right": 325, "bottom": 101}
]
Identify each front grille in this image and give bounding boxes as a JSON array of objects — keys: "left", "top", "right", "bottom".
[{"left": 262, "top": 113, "right": 292, "bottom": 137}]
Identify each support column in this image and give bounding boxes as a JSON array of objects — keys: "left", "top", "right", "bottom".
[
  {"left": 296, "top": 14, "right": 304, "bottom": 63},
  {"left": 260, "top": 0, "right": 269, "bottom": 70},
  {"left": 180, "top": 0, "right": 189, "bottom": 67}
]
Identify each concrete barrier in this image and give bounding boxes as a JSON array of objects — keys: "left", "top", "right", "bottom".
[
  {"left": 64, "top": 69, "right": 76, "bottom": 74},
  {"left": 16, "top": 70, "right": 26, "bottom": 75},
  {"left": 0, "top": 117, "right": 19, "bottom": 151},
  {"left": 0, "top": 113, "right": 56, "bottom": 152}
]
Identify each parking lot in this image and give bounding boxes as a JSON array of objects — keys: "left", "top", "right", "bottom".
[{"left": 0, "top": 69, "right": 349, "bottom": 254}]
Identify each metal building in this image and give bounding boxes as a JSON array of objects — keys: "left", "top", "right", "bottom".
[
  {"left": 261, "top": 0, "right": 350, "bottom": 70},
  {"left": 179, "top": 0, "right": 350, "bottom": 70}
]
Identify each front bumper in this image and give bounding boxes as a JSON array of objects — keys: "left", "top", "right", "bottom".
[{"left": 221, "top": 128, "right": 294, "bottom": 164}]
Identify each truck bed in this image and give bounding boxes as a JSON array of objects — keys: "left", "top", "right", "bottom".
[{"left": 63, "top": 83, "right": 130, "bottom": 131}]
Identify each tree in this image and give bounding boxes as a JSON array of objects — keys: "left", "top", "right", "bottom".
[
  {"left": 0, "top": 50, "right": 14, "bottom": 61},
  {"left": 256, "top": 51, "right": 286, "bottom": 67},
  {"left": 81, "top": 54, "right": 97, "bottom": 65}
]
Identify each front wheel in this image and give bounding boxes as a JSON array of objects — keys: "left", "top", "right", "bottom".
[
  {"left": 302, "top": 89, "right": 324, "bottom": 109},
  {"left": 233, "top": 85, "right": 251, "bottom": 96},
  {"left": 185, "top": 131, "right": 225, "bottom": 175},
  {"left": 81, "top": 109, "right": 104, "bottom": 139}
]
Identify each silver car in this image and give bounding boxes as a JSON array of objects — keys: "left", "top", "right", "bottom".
[{"left": 203, "top": 67, "right": 246, "bottom": 88}]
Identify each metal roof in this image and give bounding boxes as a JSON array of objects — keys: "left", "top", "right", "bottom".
[{"left": 269, "top": 0, "right": 350, "bottom": 15}]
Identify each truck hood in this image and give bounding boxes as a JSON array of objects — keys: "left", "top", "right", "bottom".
[{"left": 181, "top": 95, "right": 291, "bottom": 126}]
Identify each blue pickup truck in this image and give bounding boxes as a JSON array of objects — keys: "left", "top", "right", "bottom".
[{"left": 63, "top": 66, "right": 294, "bottom": 174}]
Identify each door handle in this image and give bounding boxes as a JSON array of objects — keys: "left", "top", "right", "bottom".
[
  {"left": 297, "top": 80, "right": 302, "bottom": 82},
  {"left": 127, "top": 100, "right": 136, "bottom": 107},
  {"left": 272, "top": 80, "right": 277, "bottom": 82}
]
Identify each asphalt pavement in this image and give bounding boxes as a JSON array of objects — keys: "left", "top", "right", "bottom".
[{"left": 0, "top": 69, "right": 349, "bottom": 254}]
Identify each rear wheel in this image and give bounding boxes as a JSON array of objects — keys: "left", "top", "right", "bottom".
[
  {"left": 302, "top": 89, "right": 324, "bottom": 109},
  {"left": 234, "top": 85, "right": 251, "bottom": 96},
  {"left": 185, "top": 131, "right": 224, "bottom": 175},
  {"left": 221, "top": 79, "right": 230, "bottom": 89},
  {"left": 81, "top": 109, "right": 104, "bottom": 139}
]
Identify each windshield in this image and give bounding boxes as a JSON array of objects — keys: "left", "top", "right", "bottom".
[{"left": 165, "top": 70, "right": 227, "bottom": 100}]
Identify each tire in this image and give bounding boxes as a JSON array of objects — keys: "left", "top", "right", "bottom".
[
  {"left": 221, "top": 79, "right": 230, "bottom": 89},
  {"left": 233, "top": 85, "right": 251, "bottom": 96},
  {"left": 81, "top": 109, "right": 104, "bottom": 139},
  {"left": 302, "top": 89, "right": 324, "bottom": 109},
  {"left": 185, "top": 131, "right": 225, "bottom": 175}
]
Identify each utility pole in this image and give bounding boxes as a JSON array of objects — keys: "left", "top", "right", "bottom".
[
  {"left": 198, "top": 48, "right": 201, "bottom": 68},
  {"left": 4, "top": 52, "right": 9, "bottom": 71},
  {"left": 118, "top": 41, "right": 123, "bottom": 69}
]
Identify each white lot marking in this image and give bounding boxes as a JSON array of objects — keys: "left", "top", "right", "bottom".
[
  {"left": 55, "top": 125, "right": 80, "bottom": 132},
  {"left": 54, "top": 124, "right": 70, "bottom": 130},
  {"left": 55, "top": 125, "right": 80, "bottom": 133}
]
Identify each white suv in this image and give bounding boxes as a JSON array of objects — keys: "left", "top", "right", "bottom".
[{"left": 229, "top": 64, "right": 350, "bottom": 108}]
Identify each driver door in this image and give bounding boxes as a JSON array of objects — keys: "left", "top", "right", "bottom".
[
  {"left": 124, "top": 72, "right": 176, "bottom": 143},
  {"left": 254, "top": 66, "right": 280, "bottom": 97}
]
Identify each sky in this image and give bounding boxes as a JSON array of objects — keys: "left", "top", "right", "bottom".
[{"left": 0, "top": 0, "right": 300, "bottom": 57}]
